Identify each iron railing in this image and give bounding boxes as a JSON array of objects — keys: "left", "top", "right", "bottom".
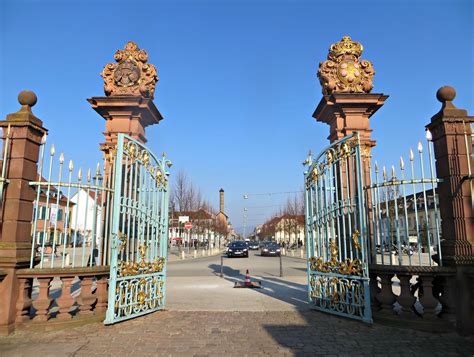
[
  {"left": 29, "top": 139, "right": 114, "bottom": 269},
  {"left": 365, "top": 130, "right": 442, "bottom": 266}
]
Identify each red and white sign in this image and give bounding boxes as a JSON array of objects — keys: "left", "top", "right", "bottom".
[{"left": 184, "top": 222, "right": 193, "bottom": 230}]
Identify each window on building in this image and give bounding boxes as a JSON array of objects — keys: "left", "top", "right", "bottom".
[{"left": 40, "top": 206, "right": 47, "bottom": 220}]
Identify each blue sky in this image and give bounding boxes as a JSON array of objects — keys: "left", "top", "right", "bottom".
[{"left": 1, "top": 0, "right": 473, "bottom": 233}]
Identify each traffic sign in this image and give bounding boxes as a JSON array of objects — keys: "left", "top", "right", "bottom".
[{"left": 184, "top": 222, "right": 193, "bottom": 230}]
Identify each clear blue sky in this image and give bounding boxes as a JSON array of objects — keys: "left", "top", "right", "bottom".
[{"left": 1, "top": 0, "right": 473, "bottom": 233}]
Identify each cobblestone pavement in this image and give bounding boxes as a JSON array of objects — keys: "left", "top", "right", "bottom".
[{"left": 1, "top": 310, "right": 473, "bottom": 356}]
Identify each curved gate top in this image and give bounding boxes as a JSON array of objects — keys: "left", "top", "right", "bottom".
[
  {"left": 304, "top": 132, "right": 372, "bottom": 323},
  {"left": 105, "top": 134, "right": 171, "bottom": 325}
]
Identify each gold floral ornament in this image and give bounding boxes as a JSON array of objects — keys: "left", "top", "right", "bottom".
[
  {"left": 317, "top": 36, "right": 375, "bottom": 95},
  {"left": 311, "top": 167, "right": 319, "bottom": 182},
  {"left": 101, "top": 41, "right": 159, "bottom": 99},
  {"left": 308, "top": 238, "right": 363, "bottom": 276},
  {"left": 118, "top": 243, "right": 166, "bottom": 277}
]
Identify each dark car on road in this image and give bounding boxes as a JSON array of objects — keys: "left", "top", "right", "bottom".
[
  {"left": 247, "top": 241, "right": 259, "bottom": 250},
  {"left": 227, "top": 240, "right": 249, "bottom": 258},
  {"left": 260, "top": 242, "right": 281, "bottom": 257}
]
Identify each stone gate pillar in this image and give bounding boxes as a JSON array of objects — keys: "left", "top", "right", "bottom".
[
  {"left": 88, "top": 41, "right": 163, "bottom": 265},
  {"left": 426, "top": 86, "right": 474, "bottom": 334},
  {"left": 88, "top": 41, "right": 163, "bottom": 160},
  {"left": 0, "top": 91, "right": 47, "bottom": 335},
  {"left": 312, "top": 36, "right": 388, "bottom": 262}
]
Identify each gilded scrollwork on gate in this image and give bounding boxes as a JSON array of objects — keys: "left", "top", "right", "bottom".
[
  {"left": 114, "top": 276, "right": 165, "bottom": 318},
  {"left": 123, "top": 141, "right": 168, "bottom": 185},
  {"left": 309, "top": 273, "right": 365, "bottom": 318},
  {"left": 308, "top": 239, "right": 363, "bottom": 277},
  {"left": 117, "top": 243, "right": 165, "bottom": 277}
]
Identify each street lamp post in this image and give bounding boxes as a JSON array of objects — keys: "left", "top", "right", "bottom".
[{"left": 243, "top": 208, "right": 248, "bottom": 240}]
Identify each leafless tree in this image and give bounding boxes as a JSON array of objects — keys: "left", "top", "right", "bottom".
[{"left": 170, "top": 170, "right": 205, "bottom": 212}]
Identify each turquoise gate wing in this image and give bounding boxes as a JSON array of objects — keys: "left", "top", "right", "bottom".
[{"left": 105, "top": 134, "right": 170, "bottom": 325}]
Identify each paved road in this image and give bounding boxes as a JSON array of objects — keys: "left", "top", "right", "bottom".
[
  {"left": 166, "top": 251, "right": 309, "bottom": 311},
  {"left": 1, "top": 252, "right": 474, "bottom": 356}
]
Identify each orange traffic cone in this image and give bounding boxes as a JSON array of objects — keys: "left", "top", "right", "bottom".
[{"left": 244, "top": 269, "right": 251, "bottom": 286}]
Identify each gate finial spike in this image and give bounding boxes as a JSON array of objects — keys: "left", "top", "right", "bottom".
[
  {"left": 400, "top": 157, "right": 405, "bottom": 170},
  {"left": 78, "top": 167, "right": 82, "bottom": 181},
  {"left": 409, "top": 149, "right": 414, "bottom": 162},
  {"left": 391, "top": 165, "right": 396, "bottom": 179},
  {"left": 69, "top": 160, "right": 74, "bottom": 172},
  {"left": 50, "top": 144, "right": 55, "bottom": 156},
  {"left": 417, "top": 141, "right": 423, "bottom": 153},
  {"left": 59, "top": 152, "right": 64, "bottom": 164},
  {"left": 426, "top": 129, "right": 432, "bottom": 141}
]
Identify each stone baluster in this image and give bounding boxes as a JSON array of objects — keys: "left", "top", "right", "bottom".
[
  {"left": 15, "top": 277, "right": 32, "bottom": 323},
  {"left": 375, "top": 273, "right": 396, "bottom": 314},
  {"left": 396, "top": 273, "right": 416, "bottom": 317},
  {"left": 433, "top": 274, "right": 456, "bottom": 325},
  {"left": 369, "top": 272, "right": 381, "bottom": 312},
  {"left": 56, "top": 277, "right": 75, "bottom": 320},
  {"left": 33, "top": 277, "right": 52, "bottom": 322},
  {"left": 418, "top": 275, "right": 440, "bottom": 319},
  {"left": 94, "top": 275, "right": 108, "bottom": 314},
  {"left": 78, "top": 277, "right": 96, "bottom": 315}
]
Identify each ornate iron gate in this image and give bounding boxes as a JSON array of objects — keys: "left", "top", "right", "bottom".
[
  {"left": 105, "top": 134, "right": 171, "bottom": 325},
  {"left": 304, "top": 133, "right": 372, "bottom": 323}
]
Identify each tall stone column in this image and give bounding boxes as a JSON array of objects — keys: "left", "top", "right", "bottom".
[
  {"left": 0, "top": 91, "right": 47, "bottom": 335},
  {"left": 312, "top": 36, "right": 387, "bottom": 260},
  {"left": 426, "top": 86, "right": 474, "bottom": 334},
  {"left": 88, "top": 41, "right": 163, "bottom": 261}
]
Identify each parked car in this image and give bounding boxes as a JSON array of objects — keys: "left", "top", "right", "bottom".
[
  {"left": 248, "top": 241, "right": 259, "bottom": 250},
  {"left": 226, "top": 241, "right": 249, "bottom": 258},
  {"left": 261, "top": 242, "right": 281, "bottom": 257}
]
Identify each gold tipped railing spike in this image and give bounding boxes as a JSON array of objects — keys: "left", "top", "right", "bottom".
[
  {"left": 59, "top": 152, "right": 64, "bottom": 164},
  {"left": 50, "top": 144, "right": 55, "bottom": 156},
  {"left": 78, "top": 167, "right": 82, "bottom": 181},
  {"left": 382, "top": 166, "right": 387, "bottom": 181},
  {"left": 69, "top": 160, "right": 74, "bottom": 172},
  {"left": 391, "top": 165, "right": 396, "bottom": 178},
  {"left": 409, "top": 149, "right": 414, "bottom": 162},
  {"left": 426, "top": 129, "right": 432, "bottom": 141},
  {"left": 418, "top": 141, "right": 423, "bottom": 153},
  {"left": 87, "top": 168, "right": 91, "bottom": 182},
  {"left": 96, "top": 162, "right": 101, "bottom": 175},
  {"left": 400, "top": 157, "right": 405, "bottom": 170},
  {"left": 166, "top": 160, "right": 172, "bottom": 168}
]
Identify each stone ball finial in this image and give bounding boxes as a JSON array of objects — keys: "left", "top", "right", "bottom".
[
  {"left": 18, "top": 90, "right": 37, "bottom": 107},
  {"left": 436, "top": 86, "right": 456, "bottom": 103}
]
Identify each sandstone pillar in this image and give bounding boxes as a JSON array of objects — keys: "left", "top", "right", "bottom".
[
  {"left": 426, "top": 86, "right": 474, "bottom": 334},
  {"left": 88, "top": 41, "right": 163, "bottom": 260},
  {"left": 0, "top": 91, "right": 47, "bottom": 334},
  {"left": 313, "top": 36, "right": 387, "bottom": 260}
]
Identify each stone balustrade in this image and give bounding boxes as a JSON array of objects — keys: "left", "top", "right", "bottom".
[
  {"left": 369, "top": 264, "right": 457, "bottom": 331},
  {"left": 13, "top": 267, "right": 109, "bottom": 328}
]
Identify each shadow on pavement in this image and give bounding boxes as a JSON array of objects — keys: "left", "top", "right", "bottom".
[{"left": 208, "top": 263, "right": 308, "bottom": 309}]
